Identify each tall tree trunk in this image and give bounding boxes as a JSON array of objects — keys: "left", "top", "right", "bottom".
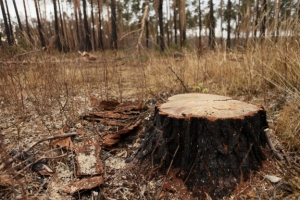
[
  {"left": 260, "top": 0, "right": 267, "bottom": 38},
  {"left": 0, "top": 0, "right": 13, "bottom": 45},
  {"left": 198, "top": 0, "right": 202, "bottom": 51},
  {"left": 34, "top": 0, "right": 46, "bottom": 47},
  {"left": 53, "top": 0, "right": 62, "bottom": 51},
  {"left": 4, "top": 0, "right": 14, "bottom": 43},
  {"left": 236, "top": 0, "right": 241, "bottom": 47},
  {"left": 58, "top": 0, "right": 66, "bottom": 50},
  {"left": 12, "top": 0, "right": 23, "bottom": 36},
  {"left": 90, "top": 0, "right": 96, "bottom": 51},
  {"left": 158, "top": 0, "right": 164, "bottom": 51},
  {"left": 22, "top": 0, "right": 32, "bottom": 42},
  {"left": 179, "top": 0, "right": 186, "bottom": 47},
  {"left": 82, "top": 0, "right": 92, "bottom": 51},
  {"left": 209, "top": 0, "right": 215, "bottom": 49},
  {"left": 173, "top": 0, "right": 177, "bottom": 45},
  {"left": 274, "top": 0, "right": 280, "bottom": 42},
  {"left": 97, "top": 0, "right": 104, "bottom": 50},
  {"left": 244, "top": 0, "right": 250, "bottom": 44},
  {"left": 220, "top": 0, "right": 223, "bottom": 47},
  {"left": 226, "top": 0, "right": 231, "bottom": 49},
  {"left": 73, "top": 0, "right": 80, "bottom": 50},
  {"left": 253, "top": 0, "right": 259, "bottom": 38},
  {"left": 146, "top": 19, "right": 149, "bottom": 48},
  {"left": 145, "top": 1, "right": 149, "bottom": 48},
  {"left": 110, "top": 0, "right": 118, "bottom": 49},
  {"left": 77, "top": 0, "right": 84, "bottom": 50},
  {"left": 166, "top": 24, "right": 170, "bottom": 47}
]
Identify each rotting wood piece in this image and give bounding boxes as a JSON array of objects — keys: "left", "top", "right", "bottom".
[
  {"left": 136, "top": 93, "right": 268, "bottom": 198},
  {"left": 82, "top": 100, "right": 144, "bottom": 148},
  {"left": 74, "top": 138, "right": 103, "bottom": 176}
]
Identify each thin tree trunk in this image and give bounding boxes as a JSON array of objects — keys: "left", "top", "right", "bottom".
[
  {"left": 83, "top": 0, "right": 92, "bottom": 51},
  {"left": 173, "top": 0, "right": 177, "bottom": 45},
  {"left": 146, "top": 19, "right": 149, "bottom": 48},
  {"left": 220, "top": 0, "right": 223, "bottom": 47},
  {"left": 260, "top": 0, "right": 267, "bottom": 39},
  {"left": 37, "top": 0, "right": 42, "bottom": 24},
  {"left": 91, "top": 0, "right": 96, "bottom": 51},
  {"left": 145, "top": 1, "right": 149, "bottom": 48},
  {"left": 227, "top": 0, "right": 231, "bottom": 50},
  {"left": 244, "top": 0, "right": 250, "bottom": 44},
  {"left": 73, "top": 0, "right": 80, "bottom": 50},
  {"left": 53, "top": 0, "right": 62, "bottom": 51},
  {"left": 34, "top": 0, "right": 46, "bottom": 47},
  {"left": 97, "top": 0, "right": 104, "bottom": 50},
  {"left": 166, "top": 24, "right": 170, "bottom": 47},
  {"left": 4, "top": 0, "right": 14, "bottom": 43},
  {"left": 22, "top": 0, "right": 32, "bottom": 42},
  {"left": 158, "top": 0, "right": 164, "bottom": 51},
  {"left": 209, "top": 0, "right": 215, "bottom": 49},
  {"left": 78, "top": 0, "right": 85, "bottom": 50},
  {"left": 110, "top": 0, "right": 118, "bottom": 49},
  {"left": 253, "top": 0, "right": 259, "bottom": 38},
  {"left": 12, "top": 0, "right": 23, "bottom": 36},
  {"left": 57, "top": 0, "right": 66, "bottom": 50},
  {"left": 198, "top": 0, "right": 202, "bottom": 52},
  {"left": 0, "top": 0, "right": 13, "bottom": 45},
  {"left": 179, "top": 0, "right": 186, "bottom": 47},
  {"left": 236, "top": 0, "right": 241, "bottom": 47},
  {"left": 274, "top": 0, "right": 280, "bottom": 42},
  {"left": 106, "top": 1, "right": 111, "bottom": 48}
]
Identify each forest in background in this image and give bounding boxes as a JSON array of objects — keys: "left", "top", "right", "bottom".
[{"left": 0, "top": 0, "right": 299, "bottom": 52}]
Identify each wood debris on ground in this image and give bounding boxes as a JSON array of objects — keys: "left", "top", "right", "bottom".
[
  {"left": 74, "top": 138, "right": 103, "bottom": 176},
  {"left": 51, "top": 125, "right": 74, "bottom": 150},
  {"left": 78, "top": 51, "right": 97, "bottom": 61},
  {"left": 63, "top": 176, "right": 104, "bottom": 194},
  {"left": 1, "top": 93, "right": 300, "bottom": 199},
  {"left": 82, "top": 99, "right": 144, "bottom": 147}
]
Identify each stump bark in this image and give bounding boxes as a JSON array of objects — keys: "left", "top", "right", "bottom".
[{"left": 137, "top": 93, "right": 268, "bottom": 198}]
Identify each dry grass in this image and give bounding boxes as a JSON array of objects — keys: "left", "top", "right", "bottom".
[{"left": 0, "top": 38, "right": 300, "bottom": 199}]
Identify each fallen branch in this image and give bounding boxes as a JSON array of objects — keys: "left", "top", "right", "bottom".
[
  {"left": 136, "top": 5, "right": 149, "bottom": 52},
  {"left": 156, "top": 143, "right": 180, "bottom": 200},
  {"left": 265, "top": 130, "right": 283, "bottom": 161},
  {"left": 8, "top": 132, "right": 78, "bottom": 165},
  {"left": 168, "top": 66, "right": 188, "bottom": 92},
  {"left": 17, "top": 154, "right": 68, "bottom": 175}
]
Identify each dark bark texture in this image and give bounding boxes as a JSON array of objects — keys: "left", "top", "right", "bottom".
[
  {"left": 0, "top": 0, "right": 13, "bottom": 45},
  {"left": 110, "top": 0, "right": 118, "bottom": 49},
  {"left": 34, "top": 0, "right": 46, "bottom": 47},
  {"left": 137, "top": 94, "right": 268, "bottom": 198},
  {"left": 158, "top": 0, "right": 164, "bottom": 51}
]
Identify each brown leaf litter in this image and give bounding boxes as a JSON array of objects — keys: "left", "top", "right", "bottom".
[{"left": 51, "top": 125, "right": 74, "bottom": 150}]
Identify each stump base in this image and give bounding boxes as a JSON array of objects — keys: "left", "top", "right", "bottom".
[{"left": 137, "top": 94, "right": 268, "bottom": 198}]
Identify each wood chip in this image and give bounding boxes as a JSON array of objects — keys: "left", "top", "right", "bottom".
[
  {"left": 74, "top": 138, "right": 103, "bottom": 176},
  {"left": 63, "top": 176, "right": 104, "bottom": 194}
]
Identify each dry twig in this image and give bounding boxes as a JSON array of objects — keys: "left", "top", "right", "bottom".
[{"left": 7, "top": 132, "right": 78, "bottom": 166}]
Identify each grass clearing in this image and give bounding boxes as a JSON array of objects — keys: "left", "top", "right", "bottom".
[{"left": 0, "top": 39, "right": 300, "bottom": 199}]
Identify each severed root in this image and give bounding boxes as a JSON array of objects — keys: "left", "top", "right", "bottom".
[{"left": 265, "top": 129, "right": 283, "bottom": 161}]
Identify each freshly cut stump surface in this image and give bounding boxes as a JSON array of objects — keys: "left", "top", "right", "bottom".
[{"left": 137, "top": 93, "right": 268, "bottom": 198}]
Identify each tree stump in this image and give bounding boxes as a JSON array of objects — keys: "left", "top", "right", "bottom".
[{"left": 137, "top": 93, "right": 268, "bottom": 198}]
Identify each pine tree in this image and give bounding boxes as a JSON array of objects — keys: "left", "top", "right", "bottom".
[{"left": 0, "top": 0, "right": 13, "bottom": 45}]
